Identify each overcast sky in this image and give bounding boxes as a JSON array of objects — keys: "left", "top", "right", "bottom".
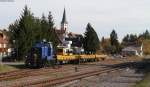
[{"left": 0, "top": 0, "right": 150, "bottom": 40}]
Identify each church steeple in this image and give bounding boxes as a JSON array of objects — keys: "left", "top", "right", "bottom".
[
  {"left": 61, "top": 8, "right": 68, "bottom": 32},
  {"left": 61, "top": 8, "right": 68, "bottom": 24}
]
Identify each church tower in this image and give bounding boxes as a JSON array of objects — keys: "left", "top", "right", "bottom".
[{"left": 61, "top": 8, "right": 68, "bottom": 33}]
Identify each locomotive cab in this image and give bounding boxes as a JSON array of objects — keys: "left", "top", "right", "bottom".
[{"left": 25, "top": 41, "right": 54, "bottom": 68}]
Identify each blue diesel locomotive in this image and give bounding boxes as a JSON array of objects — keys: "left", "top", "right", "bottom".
[{"left": 25, "top": 41, "right": 54, "bottom": 68}]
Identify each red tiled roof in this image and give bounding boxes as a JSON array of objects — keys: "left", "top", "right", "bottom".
[
  {"left": 55, "top": 29, "right": 66, "bottom": 34},
  {"left": 54, "top": 29, "right": 66, "bottom": 43},
  {"left": 68, "top": 32, "right": 82, "bottom": 38},
  {"left": 0, "top": 32, "right": 9, "bottom": 44}
]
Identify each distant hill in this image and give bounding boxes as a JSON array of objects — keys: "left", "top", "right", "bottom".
[{"left": 143, "top": 40, "right": 150, "bottom": 55}]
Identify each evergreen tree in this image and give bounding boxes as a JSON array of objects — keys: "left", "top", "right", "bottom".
[
  {"left": 144, "top": 30, "right": 150, "bottom": 39},
  {"left": 48, "top": 12, "right": 59, "bottom": 49},
  {"left": 122, "top": 34, "right": 138, "bottom": 46},
  {"left": 129, "top": 34, "right": 138, "bottom": 43},
  {"left": 122, "top": 34, "right": 129, "bottom": 43},
  {"left": 8, "top": 6, "right": 37, "bottom": 60},
  {"left": 9, "top": 20, "right": 20, "bottom": 43},
  {"left": 101, "top": 37, "right": 105, "bottom": 47},
  {"left": 40, "top": 14, "right": 50, "bottom": 41},
  {"left": 110, "top": 29, "right": 120, "bottom": 54},
  {"left": 83, "top": 23, "right": 100, "bottom": 54},
  {"left": 110, "top": 30, "right": 118, "bottom": 46},
  {"left": 8, "top": 6, "right": 59, "bottom": 60},
  {"left": 34, "top": 18, "right": 42, "bottom": 41},
  {"left": 48, "top": 12, "right": 54, "bottom": 29},
  {"left": 100, "top": 37, "right": 112, "bottom": 54},
  {"left": 139, "top": 30, "right": 150, "bottom": 40},
  {"left": 19, "top": 6, "right": 36, "bottom": 59}
]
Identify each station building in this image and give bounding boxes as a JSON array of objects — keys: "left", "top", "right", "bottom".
[{"left": 122, "top": 44, "right": 143, "bottom": 57}]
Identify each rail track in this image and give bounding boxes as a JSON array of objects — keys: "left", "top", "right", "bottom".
[
  {"left": 0, "top": 69, "right": 32, "bottom": 80},
  {"left": 0, "top": 64, "right": 107, "bottom": 81},
  {"left": 0, "top": 66, "right": 65, "bottom": 81},
  {"left": 0, "top": 58, "right": 139, "bottom": 82},
  {"left": 11, "top": 65, "right": 125, "bottom": 87},
  {"left": 0, "top": 58, "right": 141, "bottom": 87}
]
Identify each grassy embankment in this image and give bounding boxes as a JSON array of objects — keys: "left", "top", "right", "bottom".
[
  {"left": 143, "top": 40, "right": 150, "bottom": 55},
  {"left": 0, "top": 61, "right": 25, "bottom": 73},
  {"left": 134, "top": 40, "right": 150, "bottom": 87},
  {"left": 134, "top": 39, "right": 150, "bottom": 87},
  {"left": 0, "top": 64, "right": 18, "bottom": 73},
  {"left": 134, "top": 68, "right": 150, "bottom": 87}
]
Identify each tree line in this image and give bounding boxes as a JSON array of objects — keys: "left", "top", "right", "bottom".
[
  {"left": 101, "top": 29, "right": 150, "bottom": 54},
  {"left": 8, "top": 6, "right": 100, "bottom": 60},
  {"left": 9, "top": 6, "right": 59, "bottom": 60},
  {"left": 8, "top": 5, "right": 150, "bottom": 60}
]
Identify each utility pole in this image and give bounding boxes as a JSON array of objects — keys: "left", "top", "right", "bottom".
[
  {"left": 13, "top": 40, "right": 18, "bottom": 61},
  {"left": 0, "top": 43, "right": 4, "bottom": 65},
  {"left": 0, "top": 52, "right": 2, "bottom": 65}
]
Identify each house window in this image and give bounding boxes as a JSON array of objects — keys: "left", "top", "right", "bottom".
[
  {"left": 0, "top": 44, "right": 2, "bottom": 48},
  {"left": 4, "top": 44, "right": 7, "bottom": 48}
]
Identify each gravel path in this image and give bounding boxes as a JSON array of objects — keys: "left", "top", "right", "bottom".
[{"left": 57, "top": 68, "right": 144, "bottom": 87}]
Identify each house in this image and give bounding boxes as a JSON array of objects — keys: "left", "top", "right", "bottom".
[
  {"left": 66, "top": 32, "right": 83, "bottom": 47},
  {"left": 122, "top": 44, "right": 143, "bottom": 56},
  {"left": 0, "top": 30, "right": 11, "bottom": 58}
]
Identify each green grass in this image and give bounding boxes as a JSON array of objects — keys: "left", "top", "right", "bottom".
[
  {"left": 134, "top": 66, "right": 150, "bottom": 87},
  {"left": 143, "top": 40, "right": 150, "bottom": 55},
  {"left": 0, "top": 64, "right": 18, "bottom": 73},
  {"left": 134, "top": 73, "right": 150, "bottom": 87}
]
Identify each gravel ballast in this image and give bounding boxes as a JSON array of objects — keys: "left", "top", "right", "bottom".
[{"left": 57, "top": 68, "right": 144, "bottom": 87}]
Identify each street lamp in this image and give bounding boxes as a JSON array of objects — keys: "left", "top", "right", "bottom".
[{"left": 0, "top": 44, "right": 2, "bottom": 64}]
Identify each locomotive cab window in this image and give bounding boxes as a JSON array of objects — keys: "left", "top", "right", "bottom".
[
  {"left": 31, "top": 47, "right": 41, "bottom": 58},
  {"left": 48, "top": 47, "right": 51, "bottom": 56},
  {"left": 57, "top": 48, "right": 63, "bottom": 55}
]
